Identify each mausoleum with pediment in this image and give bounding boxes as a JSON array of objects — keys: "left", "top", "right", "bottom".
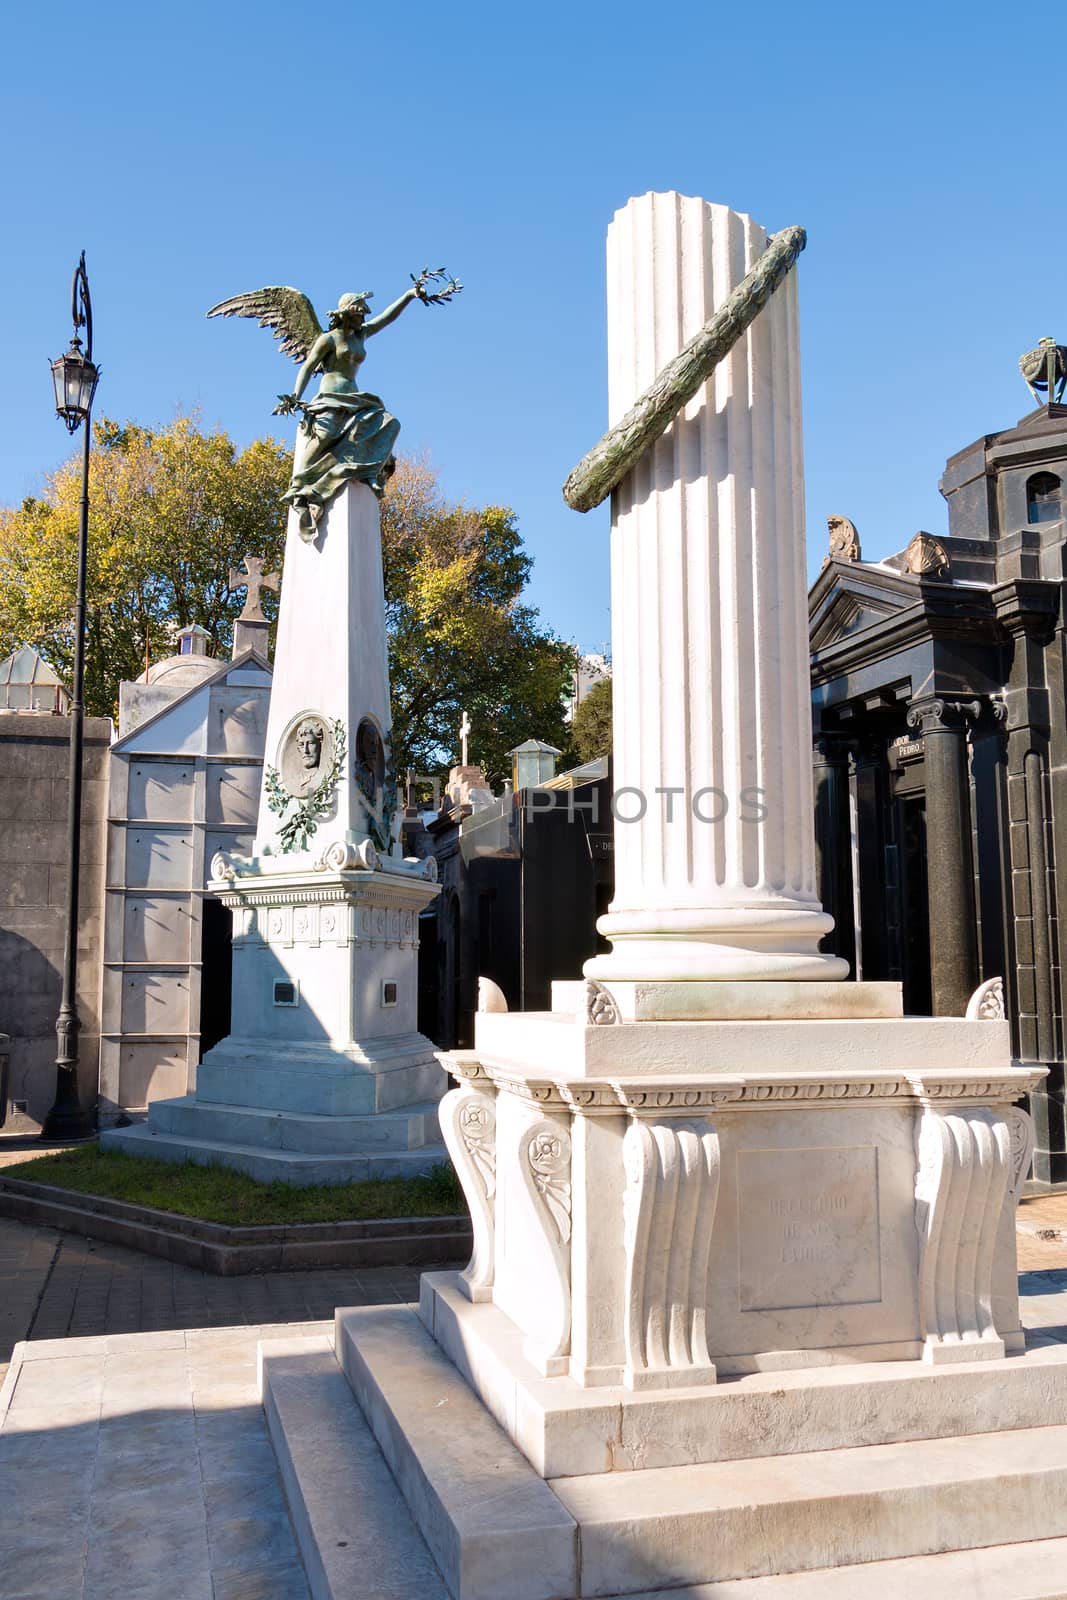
[{"left": 810, "top": 388, "right": 1067, "bottom": 1184}]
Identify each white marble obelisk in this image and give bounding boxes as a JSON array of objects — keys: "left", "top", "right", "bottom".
[
  {"left": 253, "top": 481, "right": 392, "bottom": 855},
  {"left": 103, "top": 480, "right": 446, "bottom": 1183},
  {"left": 585, "top": 193, "right": 848, "bottom": 989}
]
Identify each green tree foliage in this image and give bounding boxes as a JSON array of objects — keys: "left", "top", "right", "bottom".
[
  {"left": 570, "top": 675, "right": 613, "bottom": 762},
  {"left": 381, "top": 457, "right": 577, "bottom": 787},
  {"left": 0, "top": 414, "right": 290, "bottom": 716}
]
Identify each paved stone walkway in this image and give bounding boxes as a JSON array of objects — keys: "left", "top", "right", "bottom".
[
  {"left": 1, "top": 1321, "right": 328, "bottom": 1600},
  {"left": 0, "top": 1213, "right": 458, "bottom": 1600},
  {"left": 1016, "top": 1192, "right": 1067, "bottom": 1271},
  {"left": 0, "top": 1215, "right": 445, "bottom": 1387},
  {"left": 2, "top": 1269, "right": 1067, "bottom": 1599}
]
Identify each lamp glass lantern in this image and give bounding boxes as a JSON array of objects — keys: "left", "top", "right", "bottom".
[{"left": 50, "top": 339, "right": 99, "bottom": 433}]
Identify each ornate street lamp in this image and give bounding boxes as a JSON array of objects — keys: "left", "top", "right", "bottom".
[{"left": 41, "top": 253, "right": 99, "bottom": 1141}]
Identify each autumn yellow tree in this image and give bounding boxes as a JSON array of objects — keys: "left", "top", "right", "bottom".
[
  {"left": 381, "top": 457, "right": 577, "bottom": 785},
  {"left": 0, "top": 414, "right": 290, "bottom": 716},
  {"left": 0, "top": 429, "right": 576, "bottom": 781}
]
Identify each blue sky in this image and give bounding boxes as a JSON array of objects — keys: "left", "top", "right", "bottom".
[{"left": 1, "top": 0, "right": 1064, "bottom": 658}]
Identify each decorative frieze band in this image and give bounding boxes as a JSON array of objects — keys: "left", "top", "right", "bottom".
[
  {"left": 447, "top": 1059, "right": 1042, "bottom": 1115},
  {"left": 229, "top": 899, "right": 420, "bottom": 949}
]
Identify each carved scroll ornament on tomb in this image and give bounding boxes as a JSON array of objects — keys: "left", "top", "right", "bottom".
[
  {"left": 622, "top": 1117, "right": 721, "bottom": 1390},
  {"left": 914, "top": 1106, "right": 1013, "bottom": 1363},
  {"left": 438, "top": 1077, "right": 497, "bottom": 1303},
  {"left": 517, "top": 1119, "right": 573, "bottom": 1376},
  {"left": 562, "top": 224, "right": 807, "bottom": 513}
]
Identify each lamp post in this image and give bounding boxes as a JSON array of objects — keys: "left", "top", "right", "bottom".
[{"left": 41, "top": 252, "right": 99, "bottom": 1141}]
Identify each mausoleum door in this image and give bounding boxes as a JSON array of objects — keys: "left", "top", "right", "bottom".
[
  {"left": 896, "top": 791, "right": 932, "bottom": 1016},
  {"left": 199, "top": 897, "right": 233, "bottom": 1057}
]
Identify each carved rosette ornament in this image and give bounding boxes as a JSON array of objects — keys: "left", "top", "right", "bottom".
[
  {"left": 584, "top": 980, "right": 620, "bottom": 1026},
  {"left": 965, "top": 976, "right": 1006, "bottom": 1021},
  {"left": 517, "top": 1119, "right": 573, "bottom": 1376},
  {"left": 622, "top": 1118, "right": 720, "bottom": 1390},
  {"left": 904, "top": 532, "right": 951, "bottom": 580},
  {"left": 438, "top": 1085, "right": 497, "bottom": 1303},
  {"left": 315, "top": 837, "right": 380, "bottom": 873},
  {"left": 210, "top": 850, "right": 238, "bottom": 881},
  {"left": 826, "top": 514, "right": 861, "bottom": 564},
  {"left": 914, "top": 1106, "right": 1012, "bottom": 1363}
]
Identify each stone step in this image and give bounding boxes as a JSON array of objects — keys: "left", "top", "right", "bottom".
[
  {"left": 334, "top": 1300, "right": 1067, "bottom": 1599},
  {"left": 260, "top": 1337, "right": 451, "bottom": 1600},
  {"left": 272, "top": 1320, "right": 1067, "bottom": 1600},
  {"left": 614, "top": 1539, "right": 1067, "bottom": 1598},
  {"left": 147, "top": 1093, "right": 443, "bottom": 1152},
  {"left": 100, "top": 1122, "right": 451, "bottom": 1186},
  {"left": 553, "top": 1423, "right": 1067, "bottom": 1594},
  {"left": 336, "top": 1303, "right": 580, "bottom": 1600}
]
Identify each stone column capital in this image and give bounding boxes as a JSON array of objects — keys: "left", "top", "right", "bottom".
[
  {"left": 812, "top": 734, "right": 852, "bottom": 763},
  {"left": 906, "top": 696, "right": 982, "bottom": 735}
]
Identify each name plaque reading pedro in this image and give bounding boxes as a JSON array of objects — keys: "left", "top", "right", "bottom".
[{"left": 737, "top": 1146, "right": 881, "bottom": 1313}]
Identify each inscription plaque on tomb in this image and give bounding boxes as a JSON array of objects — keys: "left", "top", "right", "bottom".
[{"left": 737, "top": 1146, "right": 881, "bottom": 1312}]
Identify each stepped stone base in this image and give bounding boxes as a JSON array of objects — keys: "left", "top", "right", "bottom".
[
  {"left": 101, "top": 1120, "right": 449, "bottom": 1185},
  {"left": 421, "top": 1269, "right": 1041, "bottom": 1477},
  {"left": 134, "top": 1093, "right": 442, "bottom": 1153},
  {"left": 262, "top": 1319, "right": 1067, "bottom": 1600},
  {"left": 194, "top": 1034, "right": 444, "bottom": 1116}
]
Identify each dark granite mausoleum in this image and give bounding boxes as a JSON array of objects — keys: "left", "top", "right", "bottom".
[{"left": 810, "top": 373, "right": 1067, "bottom": 1185}]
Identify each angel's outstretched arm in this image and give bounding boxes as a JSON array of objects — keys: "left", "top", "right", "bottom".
[{"left": 363, "top": 288, "right": 419, "bottom": 338}]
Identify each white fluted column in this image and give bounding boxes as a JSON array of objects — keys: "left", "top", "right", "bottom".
[{"left": 586, "top": 193, "right": 847, "bottom": 984}]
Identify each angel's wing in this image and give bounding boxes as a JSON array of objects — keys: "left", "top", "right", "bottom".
[{"left": 206, "top": 286, "right": 323, "bottom": 364}]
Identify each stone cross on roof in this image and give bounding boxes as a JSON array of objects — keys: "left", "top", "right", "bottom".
[
  {"left": 459, "top": 709, "right": 471, "bottom": 767},
  {"left": 228, "top": 554, "right": 280, "bottom": 622}
]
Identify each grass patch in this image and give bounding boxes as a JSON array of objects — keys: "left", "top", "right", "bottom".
[{"left": 1, "top": 1143, "right": 465, "bottom": 1226}]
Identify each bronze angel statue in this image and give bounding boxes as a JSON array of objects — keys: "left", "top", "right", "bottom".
[{"left": 208, "top": 268, "right": 461, "bottom": 540}]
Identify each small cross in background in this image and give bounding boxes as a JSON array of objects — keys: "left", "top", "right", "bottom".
[
  {"left": 459, "top": 709, "right": 471, "bottom": 767},
  {"left": 228, "top": 554, "right": 280, "bottom": 622}
]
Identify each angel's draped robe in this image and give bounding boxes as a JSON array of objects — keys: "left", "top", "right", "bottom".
[{"left": 283, "top": 389, "right": 399, "bottom": 539}]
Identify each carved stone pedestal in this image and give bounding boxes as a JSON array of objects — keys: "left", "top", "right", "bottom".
[
  {"left": 277, "top": 991, "right": 1062, "bottom": 1600},
  {"left": 101, "top": 854, "right": 444, "bottom": 1182},
  {"left": 432, "top": 992, "right": 1039, "bottom": 1434}
]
